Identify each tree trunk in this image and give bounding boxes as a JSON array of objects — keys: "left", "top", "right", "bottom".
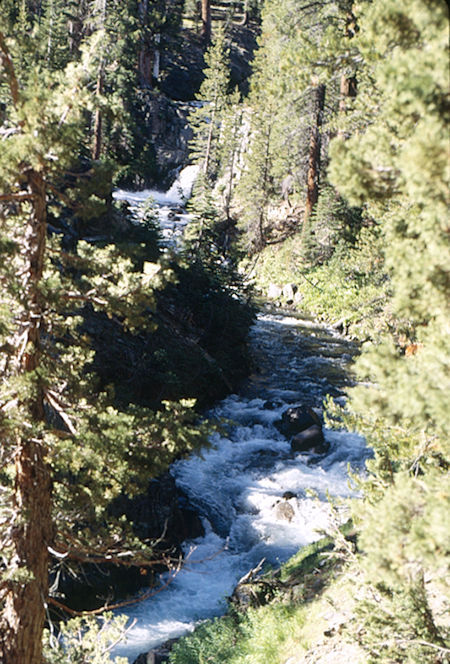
[
  {"left": 0, "top": 170, "right": 53, "bottom": 664},
  {"left": 92, "top": 0, "right": 107, "bottom": 159},
  {"left": 92, "top": 63, "right": 104, "bottom": 160},
  {"left": 337, "top": 9, "right": 358, "bottom": 138},
  {"left": 138, "top": 0, "right": 153, "bottom": 87},
  {"left": 254, "top": 120, "right": 272, "bottom": 252},
  {"left": 224, "top": 106, "right": 243, "bottom": 220},
  {"left": 152, "top": 34, "right": 161, "bottom": 82},
  {"left": 203, "top": 95, "right": 218, "bottom": 177},
  {"left": 303, "top": 83, "right": 325, "bottom": 230},
  {"left": 201, "top": 0, "right": 211, "bottom": 45},
  {"left": 241, "top": 0, "right": 250, "bottom": 25},
  {"left": 337, "top": 73, "right": 357, "bottom": 138}
]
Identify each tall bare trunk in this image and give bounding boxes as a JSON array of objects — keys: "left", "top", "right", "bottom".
[
  {"left": 224, "top": 108, "right": 242, "bottom": 220},
  {"left": 138, "top": 0, "right": 153, "bottom": 87},
  {"left": 0, "top": 171, "right": 53, "bottom": 664},
  {"left": 152, "top": 34, "right": 161, "bottom": 82},
  {"left": 337, "top": 73, "right": 357, "bottom": 138},
  {"left": 337, "top": 9, "right": 358, "bottom": 138},
  {"left": 203, "top": 102, "right": 216, "bottom": 176},
  {"left": 201, "top": 0, "right": 211, "bottom": 45},
  {"left": 303, "top": 83, "right": 325, "bottom": 230},
  {"left": 241, "top": 0, "right": 250, "bottom": 25},
  {"left": 92, "top": 64, "right": 104, "bottom": 160},
  {"left": 92, "top": 0, "right": 107, "bottom": 159}
]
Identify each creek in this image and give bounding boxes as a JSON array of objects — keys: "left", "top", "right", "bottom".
[{"left": 112, "top": 171, "right": 371, "bottom": 662}]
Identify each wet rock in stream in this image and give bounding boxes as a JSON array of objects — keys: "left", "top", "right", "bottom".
[{"left": 274, "top": 405, "right": 322, "bottom": 438}]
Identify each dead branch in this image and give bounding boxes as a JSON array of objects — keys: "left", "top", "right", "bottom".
[
  {"left": 44, "top": 389, "right": 78, "bottom": 436},
  {"left": 0, "top": 192, "right": 34, "bottom": 202},
  {"left": 48, "top": 557, "right": 184, "bottom": 617}
]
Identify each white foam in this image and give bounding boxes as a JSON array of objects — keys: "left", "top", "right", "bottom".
[
  {"left": 109, "top": 259, "right": 368, "bottom": 663},
  {"left": 114, "top": 392, "right": 367, "bottom": 661},
  {"left": 114, "top": 165, "right": 199, "bottom": 208}
]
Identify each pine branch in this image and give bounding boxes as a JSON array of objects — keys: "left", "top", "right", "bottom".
[
  {"left": 103, "top": 618, "right": 138, "bottom": 655},
  {"left": 60, "top": 291, "right": 108, "bottom": 307},
  {"left": 53, "top": 528, "right": 172, "bottom": 569},
  {"left": 44, "top": 389, "right": 78, "bottom": 435},
  {"left": 46, "top": 182, "right": 74, "bottom": 208},
  {"left": 0, "top": 192, "right": 35, "bottom": 202}
]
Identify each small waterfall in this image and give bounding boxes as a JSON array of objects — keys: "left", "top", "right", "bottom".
[
  {"left": 164, "top": 165, "right": 199, "bottom": 205},
  {"left": 114, "top": 165, "right": 199, "bottom": 208},
  {"left": 113, "top": 165, "right": 199, "bottom": 246}
]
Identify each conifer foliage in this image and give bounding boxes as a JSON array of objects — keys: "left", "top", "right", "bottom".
[
  {"left": 189, "top": 25, "right": 231, "bottom": 182},
  {"left": 327, "top": 1, "right": 450, "bottom": 659},
  {"left": 235, "top": 0, "right": 361, "bottom": 257},
  {"left": 0, "top": 14, "right": 205, "bottom": 664}
]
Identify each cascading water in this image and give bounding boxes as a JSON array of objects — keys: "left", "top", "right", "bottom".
[
  {"left": 113, "top": 165, "right": 199, "bottom": 246},
  {"left": 111, "top": 170, "right": 370, "bottom": 661},
  {"left": 113, "top": 310, "right": 370, "bottom": 662}
]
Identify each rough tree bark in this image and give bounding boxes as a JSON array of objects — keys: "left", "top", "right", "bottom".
[
  {"left": 201, "top": 0, "right": 211, "bottom": 45},
  {"left": 92, "top": 0, "right": 107, "bottom": 160},
  {"left": 241, "top": 0, "right": 250, "bottom": 25},
  {"left": 0, "top": 170, "right": 53, "bottom": 664},
  {"left": 138, "top": 0, "right": 153, "bottom": 87},
  {"left": 224, "top": 108, "right": 242, "bottom": 220},
  {"left": 303, "top": 82, "right": 326, "bottom": 230},
  {"left": 0, "top": 31, "right": 53, "bottom": 664},
  {"left": 92, "top": 63, "right": 104, "bottom": 160}
]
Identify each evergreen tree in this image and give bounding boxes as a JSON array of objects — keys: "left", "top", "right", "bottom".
[
  {"left": 189, "top": 25, "right": 231, "bottom": 182},
  {"left": 236, "top": 103, "right": 275, "bottom": 253},
  {"left": 184, "top": 174, "right": 225, "bottom": 267},
  {"left": 217, "top": 87, "right": 244, "bottom": 221},
  {"left": 201, "top": 0, "right": 211, "bottom": 45},
  {"left": 235, "top": 0, "right": 361, "bottom": 258},
  {"left": 0, "top": 24, "right": 206, "bottom": 663},
  {"left": 328, "top": 1, "right": 450, "bottom": 658}
]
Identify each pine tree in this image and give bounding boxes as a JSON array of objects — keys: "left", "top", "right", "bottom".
[
  {"left": 0, "top": 24, "right": 206, "bottom": 663},
  {"left": 189, "top": 24, "right": 231, "bottom": 182},
  {"left": 201, "top": 0, "right": 211, "bottom": 45},
  {"left": 39, "top": 0, "right": 73, "bottom": 70},
  {"left": 236, "top": 104, "right": 274, "bottom": 253},
  {"left": 184, "top": 174, "right": 225, "bottom": 267},
  {"left": 217, "top": 87, "right": 243, "bottom": 220},
  {"left": 328, "top": 1, "right": 450, "bottom": 658},
  {"left": 235, "top": 0, "right": 361, "bottom": 257}
]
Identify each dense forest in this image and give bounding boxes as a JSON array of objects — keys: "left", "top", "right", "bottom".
[{"left": 0, "top": 1, "right": 448, "bottom": 663}]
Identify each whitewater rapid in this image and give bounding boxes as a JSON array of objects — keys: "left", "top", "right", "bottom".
[
  {"left": 113, "top": 311, "right": 370, "bottom": 662},
  {"left": 113, "top": 165, "right": 199, "bottom": 247}
]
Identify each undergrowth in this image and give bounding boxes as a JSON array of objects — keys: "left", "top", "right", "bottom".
[
  {"left": 168, "top": 536, "right": 342, "bottom": 664},
  {"left": 243, "top": 229, "right": 389, "bottom": 340}
]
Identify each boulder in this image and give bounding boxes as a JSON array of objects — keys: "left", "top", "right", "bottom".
[
  {"left": 110, "top": 473, "right": 204, "bottom": 547},
  {"left": 275, "top": 406, "right": 321, "bottom": 438},
  {"left": 263, "top": 398, "right": 284, "bottom": 410},
  {"left": 282, "top": 283, "right": 298, "bottom": 303},
  {"left": 291, "top": 425, "right": 328, "bottom": 454},
  {"left": 133, "top": 638, "right": 179, "bottom": 664},
  {"left": 275, "top": 501, "right": 295, "bottom": 522},
  {"left": 267, "top": 283, "right": 283, "bottom": 300},
  {"left": 229, "top": 559, "right": 277, "bottom": 610},
  {"left": 54, "top": 474, "right": 205, "bottom": 614}
]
